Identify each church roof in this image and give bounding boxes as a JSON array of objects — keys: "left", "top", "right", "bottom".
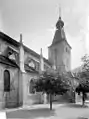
[
  {"left": 24, "top": 45, "right": 51, "bottom": 66},
  {"left": 49, "top": 29, "right": 71, "bottom": 49},
  {"left": 49, "top": 16, "right": 71, "bottom": 49},
  {"left": 52, "top": 29, "right": 63, "bottom": 45},
  {"left": 0, "top": 55, "right": 19, "bottom": 68},
  {"left": 0, "top": 32, "right": 51, "bottom": 66},
  {"left": 52, "top": 28, "right": 67, "bottom": 46},
  {"left": 0, "top": 32, "right": 19, "bottom": 47}
]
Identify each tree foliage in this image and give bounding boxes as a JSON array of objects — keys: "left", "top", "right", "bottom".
[
  {"left": 81, "top": 54, "right": 89, "bottom": 72},
  {"left": 75, "top": 54, "right": 89, "bottom": 105},
  {"left": 75, "top": 54, "right": 89, "bottom": 87},
  {"left": 34, "top": 71, "right": 70, "bottom": 95},
  {"left": 34, "top": 71, "right": 71, "bottom": 110}
]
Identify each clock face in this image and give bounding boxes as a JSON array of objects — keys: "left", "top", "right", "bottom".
[{"left": 28, "top": 60, "right": 35, "bottom": 68}]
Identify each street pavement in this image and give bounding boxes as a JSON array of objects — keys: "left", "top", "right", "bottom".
[{"left": 6, "top": 103, "right": 89, "bottom": 119}]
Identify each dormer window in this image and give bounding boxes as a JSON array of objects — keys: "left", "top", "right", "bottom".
[
  {"left": 8, "top": 51, "right": 13, "bottom": 57},
  {"left": 28, "top": 59, "right": 35, "bottom": 69},
  {"left": 9, "top": 53, "right": 16, "bottom": 60},
  {"left": 6, "top": 46, "right": 18, "bottom": 61}
]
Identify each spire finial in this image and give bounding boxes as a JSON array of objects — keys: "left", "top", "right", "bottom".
[
  {"left": 20, "top": 33, "right": 23, "bottom": 44},
  {"left": 56, "top": 5, "right": 64, "bottom": 29},
  {"left": 59, "top": 5, "right": 61, "bottom": 19}
]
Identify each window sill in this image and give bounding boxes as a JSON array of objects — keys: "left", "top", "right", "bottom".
[
  {"left": 28, "top": 93, "right": 37, "bottom": 96},
  {"left": 28, "top": 92, "right": 42, "bottom": 96}
]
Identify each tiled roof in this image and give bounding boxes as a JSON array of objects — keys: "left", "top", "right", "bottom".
[
  {"left": 0, "top": 32, "right": 19, "bottom": 47},
  {"left": 0, "top": 32, "right": 51, "bottom": 66},
  {"left": 0, "top": 55, "right": 19, "bottom": 68},
  {"left": 52, "top": 29, "right": 64, "bottom": 45},
  {"left": 24, "top": 45, "right": 51, "bottom": 66},
  {"left": 49, "top": 29, "right": 71, "bottom": 49}
]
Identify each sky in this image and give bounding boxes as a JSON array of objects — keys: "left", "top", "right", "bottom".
[{"left": 0, "top": 0, "right": 89, "bottom": 69}]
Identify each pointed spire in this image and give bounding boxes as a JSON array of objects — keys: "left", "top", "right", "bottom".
[
  {"left": 20, "top": 33, "right": 23, "bottom": 45},
  {"left": 39, "top": 48, "right": 44, "bottom": 73},
  {"left": 19, "top": 33, "right": 25, "bottom": 72},
  {"left": 59, "top": 5, "right": 61, "bottom": 19},
  {"left": 51, "top": 7, "right": 65, "bottom": 45},
  {"left": 56, "top": 6, "right": 64, "bottom": 29},
  {"left": 40, "top": 48, "right": 43, "bottom": 57}
]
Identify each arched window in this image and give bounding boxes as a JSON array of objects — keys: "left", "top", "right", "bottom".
[
  {"left": 4, "top": 70, "right": 10, "bottom": 92},
  {"left": 29, "top": 79, "right": 35, "bottom": 94}
]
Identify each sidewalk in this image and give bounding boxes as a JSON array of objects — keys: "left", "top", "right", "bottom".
[
  {"left": 6, "top": 103, "right": 89, "bottom": 119},
  {"left": 2, "top": 101, "right": 89, "bottom": 113},
  {"left": 3, "top": 103, "right": 63, "bottom": 113},
  {"left": 22, "top": 103, "right": 63, "bottom": 110}
]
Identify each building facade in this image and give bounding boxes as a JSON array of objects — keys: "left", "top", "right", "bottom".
[
  {"left": 0, "top": 9, "right": 71, "bottom": 109},
  {"left": 0, "top": 32, "right": 51, "bottom": 109}
]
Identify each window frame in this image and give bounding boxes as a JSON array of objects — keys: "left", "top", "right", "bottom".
[
  {"left": 4, "top": 70, "right": 10, "bottom": 92},
  {"left": 28, "top": 79, "right": 36, "bottom": 95}
]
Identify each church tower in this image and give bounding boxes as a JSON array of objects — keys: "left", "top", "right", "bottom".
[{"left": 48, "top": 8, "right": 71, "bottom": 72}]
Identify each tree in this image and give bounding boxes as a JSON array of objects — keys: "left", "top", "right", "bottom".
[
  {"left": 81, "top": 54, "right": 89, "bottom": 72},
  {"left": 75, "top": 54, "right": 89, "bottom": 106},
  {"left": 76, "top": 82, "right": 89, "bottom": 106},
  {"left": 34, "top": 71, "right": 70, "bottom": 110}
]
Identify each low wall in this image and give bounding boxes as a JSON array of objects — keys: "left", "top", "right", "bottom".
[
  {"left": 25, "top": 93, "right": 42, "bottom": 105},
  {"left": 51, "top": 91, "right": 75, "bottom": 103}
]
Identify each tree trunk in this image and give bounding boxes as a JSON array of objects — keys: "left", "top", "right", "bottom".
[
  {"left": 49, "top": 93, "right": 52, "bottom": 110},
  {"left": 82, "top": 92, "right": 85, "bottom": 106}
]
